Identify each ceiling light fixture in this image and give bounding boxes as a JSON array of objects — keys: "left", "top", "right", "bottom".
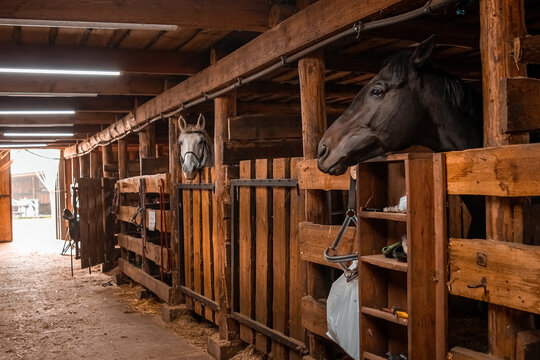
[
  {"left": 0, "top": 143, "right": 47, "bottom": 148},
  {"left": 0, "top": 68, "right": 120, "bottom": 76},
  {"left": 0, "top": 110, "right": 75, "bottom": 115},
  {"left": 0, "top": 19, "right": 178, "bottom": 31},
  {"left": 0, "top": 92, "right": 99, "bottom": 97},
  {"left": 3, "top": 132, "right": 74, "bottom": 137}
]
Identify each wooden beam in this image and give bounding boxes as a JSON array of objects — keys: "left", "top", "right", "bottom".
[
  {"left": 118, "top": 258, "right": 172, "bottom": 303},
  {"left": 445, "top": 144, "right": 540, "bottom": 197},
  {"left": 0, "top": 44, "right": 206, "bottom": 75},
  {"left": 296, "top": 159, "right": 350, "bottom": 191},
  {"left": 0, "top": 112, "right": 117, "bottom": 126},
  {"left": 0, "top": 0, "right": 271, "bottom": 32},
  {"left": 102, "top": 145, "right": 113, "bottom": 178},
  {"left": 67, "top": 0, "right": 410, "bottom": 156},
  {"left": 117, "top": 206, "right": 172, "bottom": 233},
  {"left": 89, "top": 148, "right": 100, "bottom": 178},
  {"left": 500, "top": 77, "right": 540, "bottom": 133},
  {"left": 449, "top": 238, "right": 540, "bottom": 314},
  {"left": 301, "top": 296, "right": 329, "bottom": 340},
  {"left": 0, "top": 96, "right": 145, "bottom": 113},
  {"left": 80, "top": 154, "right": 89, "bottom": 177},
  {"left": 222, "top": 139, "right": 303, "bottom": 165},
  {"left": 118, "top": 233, "right": 169, "bottom": 266},
  {"left": 516, "top": 330, "right": 540, "bottom": 360},
  {"left": 298, "top": 222, "right": 356, "bottom": 269},
  {"left": 0, "top": 74, "right": 167, "bottom": 96},
  {"left": 512, "top": 35, "right": 540, "bottom": 64},
  {"left": 448, "top": 347, "right": 503, "bottom": 360},
  {"left": 117, "top": 173, "right": 170, "bottom": 194}
]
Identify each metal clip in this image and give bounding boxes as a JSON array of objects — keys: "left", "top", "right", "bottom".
[{"left": 467, "top": 277, "right": 488, "bottom": 296}]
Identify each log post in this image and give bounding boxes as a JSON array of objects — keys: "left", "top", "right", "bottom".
[
  {"left": 118, "top": 139, "right": 128, "bottom": 180},
  {"left": 102, "top": 145, "right": 113, "bottom": 178},
  {"left": 139, "top": 124, "right": 156, "bottom": 175},
  {"left": 480, "top": 0, "right": 533, "bottom": 358},
  {"left": 212, "top": 46, "right": 238, "bottom": 341},
  {"left": 80, "top": 154, "right": 90, "bottom": 178},
  {"left": 298, "top": 49, "right": 334, "bottom": 359},
  {"left": 72, "top": 156, "right": 80, "bottom": 182},
  {"left": 169, "top": 115, "right": 182, "bottom": 294},
  {"left": 89, "top": 148, "right": 100, "bottom": 179},
  {"left": 57, "top": 150, "right": 67, "bottom": 240}
]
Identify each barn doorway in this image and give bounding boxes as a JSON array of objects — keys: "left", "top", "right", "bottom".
[{"left": 10, "top": 149, "right": 60, "bottom": 252}]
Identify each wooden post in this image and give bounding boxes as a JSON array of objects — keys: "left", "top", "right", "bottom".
[
  {"left": 118, "top": 139, "right": 128, "bottom": 180},
  {"left": 80, "top": 154, "right": 90, "bottom": 178},
  {"left": 212, "top": 46, "right": 238, "bottom": 341},
  {"left": 480, "top": 0, "right": 532, "bottom": 358},
  {"left": 298, "top": 49, "right": 333, "bottom": 359},
  {"left": 72, "top": 156, "right": 80, "bottom": 182},
  {"left": 57, "top": 150, "right": 67, "bottom": 240},
  {"left": 65, "top": 153, "right": 72, "bottom": 211},
  {"left": 139, "top": 124, "right": 156, "bottom": 175},
  {"left": 102, "top": 145, "right": 113, "bottom": 178},
  {"left": 89, "top": 148, "right": 100, "bottom": 179},
  {"left": 169, "top": 116, "right": 181, "bottom": 291}
]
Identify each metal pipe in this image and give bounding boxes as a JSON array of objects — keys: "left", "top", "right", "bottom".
[{"left": 72, "top": 0, "right": 457, "bottom": 157}]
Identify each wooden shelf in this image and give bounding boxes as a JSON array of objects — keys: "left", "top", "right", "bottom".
[
  {"left": 360, "top": 254, "right": 408, "bottom": 272},
  {"left": 362, "top": 351, "right": 386, "bottom": 360},
  {"left": 361, "top": 306, "right": 408, "bottom": 326},
  {"left": 358, "top": 210, "right": 407, "bottom": 222}
]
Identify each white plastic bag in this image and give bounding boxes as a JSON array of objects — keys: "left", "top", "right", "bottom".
[{"left": 326, "top": 261, "right": 359, "bottom": 360}]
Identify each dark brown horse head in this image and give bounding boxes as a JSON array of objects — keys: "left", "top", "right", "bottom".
[{"left": 317, "top": 36, "right": 481, "bottom": 175}]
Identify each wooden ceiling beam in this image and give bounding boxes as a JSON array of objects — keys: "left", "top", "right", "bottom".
[
  {"left": 64, "top": 0, "right": 422, "bottom": 157},
  {"left": 0, "top": 112, "right": 117, "bottom": 126},
  {"left": 0, "top": 0, "right": 271, "bottom": 32},
  {"left": 0, "top": 96, "right": 149, "bottom": 113},
  {"left": 0, "top": 44, "right": 207, "bottom": 76},
  {"left": 0, "top": 74, "right": 169, "bottom": 96}
]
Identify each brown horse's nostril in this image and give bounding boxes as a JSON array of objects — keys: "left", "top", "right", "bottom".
[{"left": 318, "top": 143, "right": 328, "bottom": 160}]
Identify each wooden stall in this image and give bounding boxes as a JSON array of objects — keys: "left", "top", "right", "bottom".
[{"left": 48, "top": 0, "right": 540, "bottom": 359}]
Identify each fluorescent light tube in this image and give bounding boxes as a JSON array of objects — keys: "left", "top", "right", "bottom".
[
  {"left": 0, "top": 143, "right": 47, "bottom": 148},
  {"left": 4, "top": 132, "right": 74, "bottom": 137},
  {"left": 0, "top": 68, "right": 120, "bottom": 76},
  {"left": 0, "top": 19, "right": 177, "bottom": 31},
  {"left": 0, "top": 110, "right": 75, "bottom": 115}
]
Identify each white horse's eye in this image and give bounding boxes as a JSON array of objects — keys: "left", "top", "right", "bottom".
[{"left": 179, "top": 141, "right": 183, "bottom": 146}]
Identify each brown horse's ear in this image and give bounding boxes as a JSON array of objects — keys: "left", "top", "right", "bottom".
[
  {"left": 410, "top": 35, "right": 436, "bottom": 68},
  {"left": 178, "top": 115, "right": 187, "bottom": 132},
  {"left": 196, "top": 113, "right": 205, "bottom": 130}
]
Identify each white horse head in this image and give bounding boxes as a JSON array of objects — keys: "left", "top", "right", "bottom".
[{"left": 177, "top": 114, "right": 213, "bottom": 180}]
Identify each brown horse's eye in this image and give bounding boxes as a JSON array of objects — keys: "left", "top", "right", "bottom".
[{"left": 370, "top": 87, "right": 384, "bottom": 98}]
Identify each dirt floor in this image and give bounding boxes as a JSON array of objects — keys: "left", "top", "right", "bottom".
[{"left": 0, "top": 218, "right": 263, "bottom": 360}]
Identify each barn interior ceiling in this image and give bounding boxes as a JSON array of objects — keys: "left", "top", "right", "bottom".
[{"left": 0, "top": 0, "right": 538, "bottom": 150}]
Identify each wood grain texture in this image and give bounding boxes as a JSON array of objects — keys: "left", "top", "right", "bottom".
[
  {"left": 118, "top": 233, "right": 169, "bottom": 266},
  {"left": 298, "top": 221, "right": 356, "bottom": 269},
  {"left": 117, "top": 206, "right": 173, "bottom": 233},
  {"left": 228, "top": 114, "right": 301, "bottom": 141},
  {"left": 117, "top": 173, "right": 170, "bottom": 194},
  {"left": 296, "top": 159, "right": 350, "bottom": 191},
  {"left": 513, "top": 35, "right": 540, "bottom": 64},
  {"left": 500, "top": 77, "right": 540, "bottom": 133},
  {"left": 119, "top": 259, "right": 172, "bottom": 303},
  {"left": 449, "top": 238, "right": 540, "bottom": 314},
  {"left": 445, "top": 144, "right": 540, "bottom": 197},
  {"left": 448, "top": 346, "right": 503, "bottom": 360},
  {"left": 300, "top": 296, "right": 329, "bottom": 340},
  {"left": 0, "top": 151, "right": 12, "bottom": 243}
]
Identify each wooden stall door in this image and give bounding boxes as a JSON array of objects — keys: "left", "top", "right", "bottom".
[{"left": 0, "top": 151, "right": 12, "bottom": 243}]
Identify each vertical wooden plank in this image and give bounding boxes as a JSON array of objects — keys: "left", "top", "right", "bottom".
[
  {"left": 89, "top": 148, "right": 100, "bottom": 179},
  {"left": 0, "top": 151, "right": 12, "bottom": 243},
  {"left": 433, "top": 154, "right": 448, "bottom": 360},
  {"left": 255, "top": 158, "right": 271, "bottom": 354},
  {"left": 88, "top": 179, "right": 99, "bottom": 265},
  {"left": 202, "top": 168, "right": 213, "bottom": 321},
  {"left": 80, "top": 154, "right": 90, "bottom": 178},
  {"left": 407, "top": 158, "right": 436, "bottom": 359},
  {"left": 480, "top": 0, "right": 532, "bottom": 357},
  {"left": 182, "top": 178, "right": 193, "bottom": 310},
  {"left": 118, "top": 139, "right": 128, "bottom": 180},
  {"left": 169, "top": 116, "right": 180, "bottom": 287},
  {"left": 210, "top": 167, "right": 218, "bottom": 323},
  {"left": 102, "top": 145, "right": 113, "bottom": 178},
  {"left": 78, "top": 178, "right": 89, "bottom": 268},
  {"left": 289, "top": 157, "right": 307, "bottom": 360},
  {"left": 239, "top": 160, "right": 255, "bottom": 344},
  {"left": 57, "top": 151, "right": 67, "bottom": 241},
  {"left": 192, "top": 172, "right": 203, "bottom": 316},
  {"left": 139, "top": 124, "right": 156, "bottom": 175},
  {"left": 96, "top": 178, "right": 105, "bottom": 264},
  {"left": 272, "top": 158, "right": 290, "bottom": 360}
]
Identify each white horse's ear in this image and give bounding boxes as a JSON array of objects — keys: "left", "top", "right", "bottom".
[
  {"left": 178, "top": 115, "right": 187, "bottom": 131},
  {"left": 196, "top": 113, "right": 205, "bottom": 130}
]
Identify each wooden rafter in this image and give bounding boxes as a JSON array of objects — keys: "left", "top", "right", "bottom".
[{"left": 0, "top": 0, "right": 271, "bottom": 32}]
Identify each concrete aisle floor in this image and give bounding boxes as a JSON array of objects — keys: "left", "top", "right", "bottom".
[{"left": 0, "top": 218, "right": 211, "bottom": 360}]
